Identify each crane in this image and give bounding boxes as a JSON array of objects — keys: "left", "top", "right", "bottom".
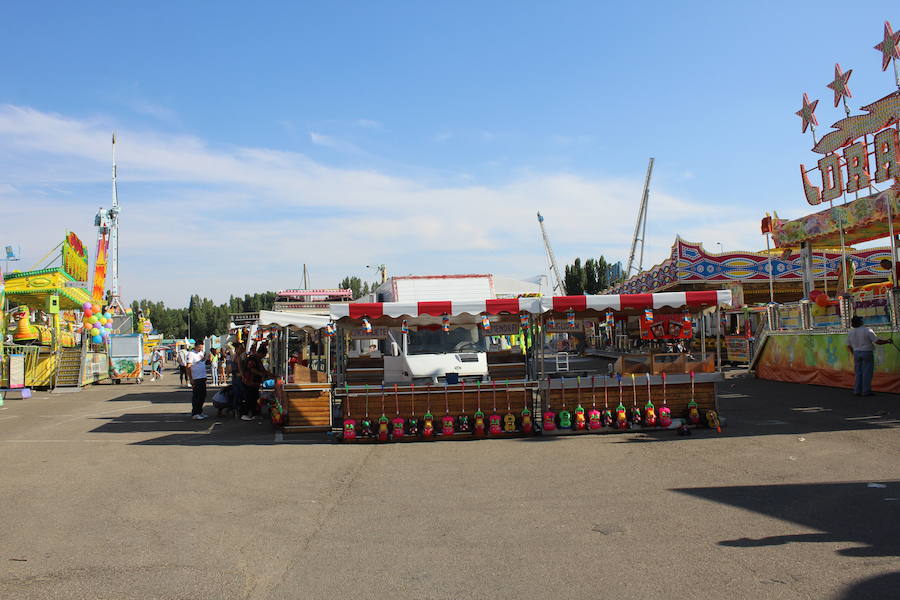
[
  {"left": 537, "top": 212, "right": 566, "bottom": 294},
  {"left": 626, "top": 158, "right": 654, "bottom": 275}
]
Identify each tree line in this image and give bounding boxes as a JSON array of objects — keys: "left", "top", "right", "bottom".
[
  {"left": 562, "top": 257, "right": 624, "bottom": 295},
  {"left": 130, "top": 292, "right": 277, "bottom": 340}
]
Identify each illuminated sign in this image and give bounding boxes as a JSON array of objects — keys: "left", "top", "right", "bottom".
[
  {"left": 62, "top": 232, "right": 89, "bottom": 281},
  {"left": 800, "top": 92, "right": 900, "bottom": 205},
  {"left": 92, "top": 232, "right": 109, "bottom": 301}
]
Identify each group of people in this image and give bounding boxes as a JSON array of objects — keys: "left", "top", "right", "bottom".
[{"left": 180, "top": 340, "right": 274, "bottom": 421}]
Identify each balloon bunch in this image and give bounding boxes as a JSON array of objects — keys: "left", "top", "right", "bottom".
[{"left": 81, "top": 302, "right": 112, "bottom": 344}]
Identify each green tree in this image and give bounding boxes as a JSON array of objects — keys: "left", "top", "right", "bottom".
[{"left": 563, "top": 256, "right": 616, "bottom": 294}]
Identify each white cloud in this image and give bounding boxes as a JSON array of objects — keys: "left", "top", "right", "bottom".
[
  {"left": 355, "top": 119, "right": 381, "bottom": 129},
  {"left": 308, "top": 131, "right": 365, "bottom": 155},
  {"left": 0, "top": 104, "right": 763, "bottom": 306}
]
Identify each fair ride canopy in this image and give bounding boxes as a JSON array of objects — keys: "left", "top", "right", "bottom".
[
  {"left": 541, "top": 290, "right": 733, "bottom": 314},
  {"left": 256, "top": 310, "right": 330, "bottom": 331},
  {"left": 329, "top": 297, "right": 543, "bottom": 321}
]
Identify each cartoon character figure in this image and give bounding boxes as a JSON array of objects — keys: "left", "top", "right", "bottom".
[
  {"left": 615, "top": 402, "right": 628, "bottom": 430},
  {"left": 406, "top": 416, "right": 420, "bottom": 436},
  {"left": 706, "top": 410, "right": 722, "bottom": 433},
  {"left": 658, "top": 405, "right": 672, "bottom": 428},
  {"left": 457, "top": 413, "right": 471, "bottom": 433},
  {"left": 488, "top": 413, "right": 502, "bottom": 435},
  {"left": 474, "top": 409, "right": 486, "bottom": 436},
  {"left": 520, "top": 407, "right": 533, "bottom": 433},
  {"left": 391, "top": 416, "right": 405, "bottom": 440},
  {"left": 11, "top": 306, "right": 39, "bottom": 344},
  {"left": 588, "top": 407, "right": 602, "bottom": 430},
  {"left": 630, "top": 406, "right": 642, "bottom": 427},
  {"left": 342, "top": 418, "right": 357, "bottom": 441},
  {"left": 601, "top": 408, "right": 613, "bottom": 427},
  {"left": 543, "top": 409, "right": 557, "bottom": 431},
  {"left": 377, "top": 415, "right": 390, "bottom": 442},
  {"left": 558, "top": 408, "right": 572, "bottom": 430},
  {"left": 574, "top": 405, "right": 586, "bottom": 430},
  {"left": 360, "top": 418, "right": 373, "bottom": 438},
  {"left": 422, "top": 411, "right": 435, "bottom": 437},
  {"left": 441, "top": 414, "right": 455, "bottom": 436},
  {"left": 503, "top": 412, "right": 516, "bottom": 433},
  {"left": 687, "top": 400, "right": 700, "bottom": 425},
  {"left": 644, "top": 401, "right": 657, "bottom": 427}
]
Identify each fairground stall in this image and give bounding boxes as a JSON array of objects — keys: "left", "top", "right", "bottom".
[
  {"left": 536, "top": 290, "right": 732, "bottom": 436},
  {"left": 2, "top": 233, "right": 110, "bottom": 389},
  {"left": 329, "top": 298, "right": 543, "bottom": 442},
  {"left": 240, "top": 310, "right": 332, "bottom": 432},
  {"left": 750, "top": 22, "right": 900, "bottom": 393}
]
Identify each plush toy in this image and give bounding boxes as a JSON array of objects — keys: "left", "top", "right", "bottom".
[
  {"left": 558, "top": 379, "right": 572, "bottom": 429},
  {"left": 602, "top": 376, "right": 613, "bottom": 427},
  {"left": 503, "top": 412, "right": 516, "bottom": 433},
  {"left": 644, "top": 400, "right": 657, "bottom": 427},
  {"left": 630, "top": 405, "right": 642, "bottom": 427},
  {"left": 474, "top": 408, "right": 486, "bottom": 435},
  {"left": 489, "top": 413, "right": 502, "bottom": 435},
  {"left": 659, "top": 372, "right": 671, "bottom": 427},
  {"left": 706, "top": 409, "right": 722, "bottom": 433},
  {"left": 520, "top": 406, "right": 533, "bottom": 433},
  {"left": 377, "top": 414, "right": 390, "bottom": 442},
  {"left": 543, "top": 408, "right": 557, "bottom": 431},
  {"left": 687, "top": 400, "right": 700, "bottom": 425},
  {"left": 574, "top": 405, "right": 586, "bottom": 430},
  {"left": 359, "top": 417, "right": 373, "bottom": 438},
  {"left": 423, "top": 410, "right": 435, "bottom": 437},
  {"left": 457, "top": 382, "right": 470, "bottom": 432},
  {"left": 407, "top": 393, "right": 419, "bottom": 436},
  {"left": 588, "top": 407, "right": 602, "bottom": 429},
  {"left": 391, "top": 416, "right": 405, "bottom": 440},
  {"left": 615, "top": 401, "right": 628, "bottom": 430},
  {"left": 342, "top": 417, "right": 357, "bottom": 441}
]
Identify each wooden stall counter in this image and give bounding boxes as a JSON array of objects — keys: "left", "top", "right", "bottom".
[{"left": 281, "top": 383, "right": 331, "bottom": 433}]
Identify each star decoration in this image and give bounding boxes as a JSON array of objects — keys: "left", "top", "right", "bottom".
[
  {"left": 795, "top": 93, "right": 819, "bottom": 134},
  {"left": 874, "top": 20, "right": 900, "bottom": 71},
  {"left": 826, "top": 63, "right": 852, "bottom": 107}
]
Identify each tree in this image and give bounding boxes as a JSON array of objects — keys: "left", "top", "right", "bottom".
[{"left": 563, "top": 256, "right": 616, "bottom": 294}]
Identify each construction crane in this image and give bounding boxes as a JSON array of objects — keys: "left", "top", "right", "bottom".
[
  {"left": 537, "top": 212, "right": 566, "bottom": 294},
  {"left": 626, "top": 158, "right": 655, "bottom": 275}
]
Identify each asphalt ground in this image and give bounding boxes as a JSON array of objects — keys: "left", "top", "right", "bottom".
[{"left": 2, "top": 368, "right": 900, "bottom": 599}]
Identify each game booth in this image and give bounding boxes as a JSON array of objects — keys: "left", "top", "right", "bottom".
[{"left": 326, "top": 290, "right": 732, "bottom": 442}]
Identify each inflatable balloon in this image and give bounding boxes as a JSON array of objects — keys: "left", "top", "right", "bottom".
[
  {"left": 90, "top": 327, "right": 100, "bottom": 336},
  {"left": 83, "top": 308, "right": 92, "bottom": 318},
  {"left": 104, "top": 312, "right": 112, "bottom": 319},
  {"left": 90, "top": 316, "right": 98, "bottom": 324},
  {"left": 815, "top": 294, "right": 830, "bottom": 307},
  {"left": 91, "top": 335, "right": 102, "bottom": 344},
  {"left": 82, "top": 302, "right": 92, "bottom": 311},
  {"left": 92, "top": 304, "right": 100, "bottom": 313}
]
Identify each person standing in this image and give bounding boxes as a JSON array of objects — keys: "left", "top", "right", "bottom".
[
  {"left": 150, "top": 347, "right": 163, "bottom": 381},
  {"left": 176, "top": 346, "right": 189, "bottom": 386},
  {"left": 846, "top": 316, "right": 890, "bottom": 396},
  {"left": 185, "top": 341, "right": 209, "bottom": 419},
  {"left": 209, "top": 348, "right": 219, "bottom": 386},
  {"left": 240, "top": 344, "right": 273, "bottom": 421}
]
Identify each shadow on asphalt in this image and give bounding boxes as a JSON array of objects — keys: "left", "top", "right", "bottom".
[
  {"left": 834, "top": 571, "right": 900, "bottom": 599},
  {"left": 674, "top": 480, "right": 900, "bottom": 558}
]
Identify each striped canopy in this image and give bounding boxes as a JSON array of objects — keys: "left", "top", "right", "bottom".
[
  {"left": 330, "top": 297, "right": 543, "bottom": 320},
  {"left": 541, "top": 290, "right": 733, "bottom": 313}
]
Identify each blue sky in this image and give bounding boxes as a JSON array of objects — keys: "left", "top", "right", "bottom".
[{"left": 1, "top": 2, "right": 898, "bottom": 305}]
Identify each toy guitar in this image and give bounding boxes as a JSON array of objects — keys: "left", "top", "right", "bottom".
[
  {"left": 687, "top": 371, "right": 700, "bottom": 424},
  {"left": 558, "top": 378, "right": 572, "bottom": 429},
  {"left": 474, "top": 382, "right": 485, "bottom": 435},
  {"left": 343, "top": 417, "right": 357, "bottom": 440},
  {"left": 644, "top": 400, "right": 657, "bottom": 427},
  {"left": 615, "top": 401, "right": 628, "bottom": 430},
  {"left": 407, "top": 392, "right": 419, "bottom": 436},
  {"left": 391, "top": 384, "right": 404, "bottom": 439},
  {"left": 442, "top": 384, "right": 454, "bottom": 435},
  {"left": 659, "top": 372, "right": 671, "bottom": 427},
  {"left": 521, "top": 406, "right": 533, "bottom": 433},
  {"left": 489, "top": 382, "right": 502, "bottom": 435},
  {"left": 573, "top": 377, "right": 585, "bottom": 430},
  {"left": 457, "top": 382, "right": 470, "bottom": 432},
  {"left": 503, "top": 382, "right": 516, "bottom": 432},
  {"left": 543, "top": 378, "right": 557, "bottom": 431},
  {"left": 706, "top": 409, "right": 722, "bottom": 433},
  {"left": 377, "top": 414, "right": 390, "bottom": 442},
  {"left": 423, "top": 410, "right": 435, "bottom": 437}
]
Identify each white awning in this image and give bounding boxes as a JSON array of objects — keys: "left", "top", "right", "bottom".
[{"left": 256, "top": 310, "right": 329, "bottom": 330}]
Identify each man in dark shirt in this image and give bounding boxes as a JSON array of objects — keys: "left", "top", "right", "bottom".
[{"left": 240, "top": 344, "right": 273, "bottom": 420}]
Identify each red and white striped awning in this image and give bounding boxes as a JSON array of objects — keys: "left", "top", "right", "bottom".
[
  {"left": 541, "top": 290, "right": 733, "bottom": 312},
  {"left": 330, "top": 297, "right": 543, "bottom": 320}
]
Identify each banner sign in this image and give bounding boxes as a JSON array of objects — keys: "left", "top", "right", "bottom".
[
  {"left": 91, "top": 232, "right": 109, "bottom": 301},
  {"left": 483, "top": 323, "right": 520, "bottom": 336},
  {"left": 62, "top": 232, "right": 88, "bottom": 282},
  {"left": 639, "top": 314, "right": 693, "bottom": 340}
]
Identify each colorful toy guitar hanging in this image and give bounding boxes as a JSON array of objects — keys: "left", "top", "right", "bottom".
[
  {"left": 558, "top": 377, "right": 572, "bottom": 429},
  {"left": 644, "top": 373, "right": 657, "bottom": 427},
  {"left": 391, "top": 384, "right": 405, "bottom": 440},
  {"left": 629, "top": 373, "right": 642, "bottom": 427},
  {"left": 519, "top": 312, "right": 529, "bottom": 329},
  {"left": 574, "top": 376, "right": 586, "bottom": 430},
  {"left": 474, "top": 382, "right": 486, "bottom": 436},
  {"left": 520, "top": 387, "right": 533, "bottom": 434},
  {"left": 377, "top": 385, "right": 389, "bottom": 442},
  {"left": 489, "top": 381, "right": 502, "bottom": 435},
  {"left": 442, "top": 383, "right": 455, "bottom": 436},
  {"left": 342, "top": 383, "right": 357, "bottom": 441},
  {"left": 362, "top": 317, "right": 373, "bottom": 335},
  {"left": 481, "top": 315, "right": 491, "bottom": 331},
  {"left": 588, "top": 376, "right": 602, "bottom": 430},
  {"left": 543, "top": 376, "right": 557, "bottom": 431},
  {"left": 503, "top": 381, "right": 516, "bottom": 432},
  {"left": 601, "top": 375, "right": 614, "bottom": 427},
  {"left": 567, "top": 310, "right": 576, "bottom": 329},
  {"left": 658, "top": 372, "right": 672, "bottom": 427},
  {"left": 615, "top": 396, "right": 628, "bottom": 430},
  {"left": 360, "top": 384, "right": 373, "bottom": 438},
  {"left": 407, "top": 389, "right": 420, "bottom": 436},
  {"left": 687, "top": 371, "right": 700, "bottom": 425},
  {"left": 423, "top": 385, "right": 435, "bottom": 437},
  {"left": 706, "top": 410, "right": 722, "bottom": 433},
  {"left": 457, "top": 381, "right": 471, "bottom": 432},
  {"left": 441, "top": 315, "right": 450, "bottom": 333},
  {"left": 401, "top": 319, "right": 409, "bottom": 335}
]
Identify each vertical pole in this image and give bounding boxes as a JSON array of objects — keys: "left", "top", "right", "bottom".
[
  {"left": 766, "top": 232, "right": 775, "bottom": 304},
  {"left": 887, "top": 194, "right": 897, "bottom": 288},
  {"left": 715, "top": 306, "right": 722, "bottom": 372}
]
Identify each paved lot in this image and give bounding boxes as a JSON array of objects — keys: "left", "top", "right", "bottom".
[{"left": 2, "top": 369, "right": 900, "bottom": 599}]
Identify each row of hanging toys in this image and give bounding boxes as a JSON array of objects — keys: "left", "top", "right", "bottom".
[
  {"left": 342, "top": 380, "right": 535, "bottom": 441},
  {"left": 543, "top": 373, "right": 679, "bottom": 432}
]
